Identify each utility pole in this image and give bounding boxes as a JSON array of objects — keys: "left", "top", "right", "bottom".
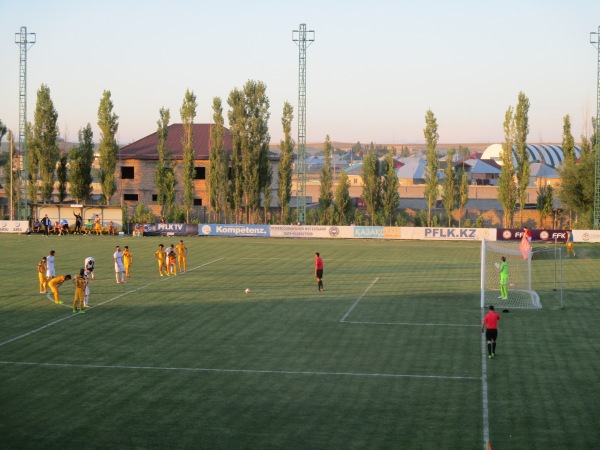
[
  {"left": 15, "top": 26, "right": 36, "bottom": 220},
  {"left": 592, "top": 27, "right": 600, "bottom": 229},
  {"left": 292, "top": 24, "right": 315, "bottom": 224}
]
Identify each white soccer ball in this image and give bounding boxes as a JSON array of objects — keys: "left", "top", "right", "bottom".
[
  {"left": 245, "top": 288, "right": 251, "bottom": 294},
  {"left": 494, "top": 263, "right": 500, "bottom": 269}
]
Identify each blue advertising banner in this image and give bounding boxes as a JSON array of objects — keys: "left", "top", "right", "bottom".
[
  {"left": 198, "top": 224, "right": 270, "bottom": 237},
  {"left": 496, "top": 228, "right": 569, "bottom": 242}
]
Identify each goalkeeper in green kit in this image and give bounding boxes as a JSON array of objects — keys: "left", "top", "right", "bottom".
[{"left": 498, "top": 256, "right": 508, "bottom": 300}]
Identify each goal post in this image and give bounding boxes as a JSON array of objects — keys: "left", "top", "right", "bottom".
[{"left": 481, "top": 239, "right": 554, "bottom": 310}]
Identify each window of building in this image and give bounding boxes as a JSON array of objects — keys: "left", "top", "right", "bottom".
[
  {"left": 152, "top": 194, "right": 158, "bottom": 202},
  {"left": 124, "top": 194, "right": 138, "bottom": 201},
  {"left": 193, "top": 198, "right": 203, "bottom": 206},
  {"left": 194, "top": 167, "right": 206, "bottom": 180},
  {"left": 121, "top": 166, "right": 135, "bottom": 179}
]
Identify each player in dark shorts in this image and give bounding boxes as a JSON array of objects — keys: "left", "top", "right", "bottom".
[
  {"left": 315, "top": 252, "right": 324, "bottom": 291},
  {"left": 482, "top": 305, "right": 500, "bottom": 359}
]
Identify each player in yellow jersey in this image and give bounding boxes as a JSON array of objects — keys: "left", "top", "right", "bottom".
[
  {"left": 175, "top": 240, "right": 187, "bottom": 273},
  {"left": 38, "top": 257, "right": 48, "bottom": 294},
  {"left": 72, "top": 269, "right": 86, "bottom": 314},
  {"left": 167, "top": 250, "right": 177, "bottom": 276},
  {"left": 154, "top": 244, "right": 167, "bottom": 276},
  {"left": 48, "top": 274, "right": 71, "bottom": 305},
  {"left": 123, "top": 246, "right": 133, "bottom": 278}
]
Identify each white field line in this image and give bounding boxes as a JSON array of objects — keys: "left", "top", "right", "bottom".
[
  {"left": 0, "top": 360, "right": 480, "bottom": 381},
  {"left": 481, "top": 308, "right": 490, "bottom": 449},
  {"left": 0, "top": 258, "right": 225, "bottom": 349},
  {"left": 340, "top": 277, "right": 379, "bottom": 322},
  {"left": 343, "top": 320, "right": 479, "bottom": 327}
]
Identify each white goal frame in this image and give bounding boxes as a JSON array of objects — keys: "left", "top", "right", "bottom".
[{"left": 480, "top": 239, "right": 548, "bottom": 309}]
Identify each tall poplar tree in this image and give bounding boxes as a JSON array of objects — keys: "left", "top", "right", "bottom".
[
  {"left": 514, "top": 91, "right": 530, "bottom": 226},
  {"left": 334, "top": 169, "right": 353, "bottom": 225},
  {"left": 209, "top": 97, "right": 229, "bottom": 223},
  {"left": 361, "top": 152, "right": 381, "bottom": 226},
  {"left": 3, "top": 130, "right": 19, "bottom": 217},
  {"left": 243, "top": 80, "right": 270, "bottom": 223},
  {"left": 180, "top": 89, "right": 197, "bottom": 223},
  {"left": 227, "top": 88, "right": 245, "bottom": 223},
  {"left": 56, "top": 155, "right": 68, "bottom": 203},
  {"left": 319, "top": 135, "right": 334, "bottom": 215},
  {"left": 97, "top": 90, "right": 119, "bottom": 204},
  {"left": 497, "top": 106, "right": 517, "bottom": 227},
  {"left": 441, "top": 148, "right": 457, "bottom": 226},
  {"left": 457, "top": 170, "right": 469, "bottom": 227},
  {"left": 25, "top": 123, "right": 38, "bottom": 204},
  {"left": 33, "top": 84, "right": 60, "bottom": 203},
  {"left": 278, "top": 102, "right": 294, "bottom": 223},
  {"left": 381, "top": 149, "right": 399, "bottom": 225},
  {"left": 155, "top": 107, "right": 175, "bottom": 219},
  {"left": 69, "top": 124, "right": 94, "bottom": 204},
  {"left": 423, "top": 109, "right": 440, "bottom": 226}
]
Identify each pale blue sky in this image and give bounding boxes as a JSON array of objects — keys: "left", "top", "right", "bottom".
[{"left": 1, "top": 0, "right": 599, "bottom": 146}]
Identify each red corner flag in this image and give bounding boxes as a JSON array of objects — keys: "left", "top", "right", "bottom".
[{"left": 520, "top": 235, "right": 531, "bottom": 260}]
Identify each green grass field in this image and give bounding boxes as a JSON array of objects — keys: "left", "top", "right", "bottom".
[{"left": 0, "top": 234, "right": 599, "bottom": 449}]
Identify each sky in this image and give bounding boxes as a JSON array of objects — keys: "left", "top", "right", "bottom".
[{"left": 1, "top": 0, "right": 599, "bottom": 147}]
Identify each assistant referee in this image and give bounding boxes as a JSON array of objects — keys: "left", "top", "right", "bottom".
[{"left": 482, "top": 305, "right": 500, "bottom": 359}]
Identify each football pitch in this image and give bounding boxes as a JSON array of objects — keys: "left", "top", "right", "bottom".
[{"left": 0, "top": 234, "right": 599, "bottom": 449}]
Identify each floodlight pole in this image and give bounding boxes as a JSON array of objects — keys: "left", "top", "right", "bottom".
[
  {"left": 292, "top": 24, "right": 315, "bottom": 224},
  {"left": 591, "top": 27, "right": 600, "bottom": 229},
  {"left": 15, "top": 26, "right": 36, "bottom": 221}
]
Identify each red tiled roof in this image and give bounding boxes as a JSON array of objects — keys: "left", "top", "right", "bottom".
[{"left": 119, "top": 124, "right": 232, "bottom": 160}]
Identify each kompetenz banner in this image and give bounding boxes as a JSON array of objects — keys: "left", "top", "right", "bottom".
[{"left": 199, "top": 224, "right": 270, "bottom": 237}]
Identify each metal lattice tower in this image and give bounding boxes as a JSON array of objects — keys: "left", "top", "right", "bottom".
[
  {"left": 15, "top": 26, "right": 36, "bottom": 220},
  {"left": 592, "top": 27, "right": 600, "bottom": 229},
  {"left": 292, "top": 24, "right": 315, "bottom": 224}
]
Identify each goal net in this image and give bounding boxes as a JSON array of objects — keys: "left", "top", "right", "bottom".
[{"left": 481, "top": 239, "right": 561, "bottom": 310}]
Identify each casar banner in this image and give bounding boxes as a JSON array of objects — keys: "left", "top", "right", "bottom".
[{"left": 0, "top": 220, "right": 29, "bottom": 233}]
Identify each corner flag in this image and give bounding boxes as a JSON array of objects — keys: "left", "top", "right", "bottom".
[{"left": 520, "top": 235, "right": 531, "bottom": 260}]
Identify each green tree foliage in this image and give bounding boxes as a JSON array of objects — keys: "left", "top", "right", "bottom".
[
  {"left": 56, "top": 154, "right": 68, "bottom": 203},
  {"left": 209, "top": 97, "right": 229, "bottom": 223},
  {"left": 97, "top": 90, "right": 120, "bottom": 205},
  {"left": 334, "top": 169, "right": 353, "bottom": 225},
  {"left": 423, "top": 109, "right": 440, "bottom": 226},
  {"left": 400, "top": 146, "right": 410, "bottom": 157},
  {"left": 536, "top": 184, "right": 554, "bottom": 228},
  {"left": 25, "top": 123, "right": 38, "bottom": 204},
  {"left": 226, "top": 81, "right": 271, "bottom": 224},
  {"left": 0, "top": 120, "right": 6, "bottom": 143},
  {"left": 155, "top": 107, "right": 176, "bottom": 219},
  {"left": 260, "top": 148, "right": 273, "bottom": 224},
  {"left": 33, "top": 84, "right": 60, "bottom": 203},
  {"left": 278, "top": 102, "right": 294, "bottom": 223},
  {"left": 319, "top": 135, "right": 334, "bottom": 214},
  {"left": 457, "top": 169, "right": 470, "bottom": 227},
  {"left": 243, "top": 80, "right": 271, "bottom": 223},
  {"left": 497, "top": 106, "right": 517, "bottom": 227},
  {"left": 381, "top": 149, "right": 399, "bottom": 226},
  {"left": 180, "top": 89, "right": 197, "bottom": 223},
  {"left": 68, "top": 124, "right": 94, "bottom": 204},
  {"left": 361, "top": 152, "right": 381, "bottom": 226},
  {"left": 558, "top": 118, "right": 596, "bottom": 228},
  {"left": 441, "top": 148, "right": 457, "bottom": 226},
  {"left": 514, "top": 91, "right": 530, "bottom": 226}
]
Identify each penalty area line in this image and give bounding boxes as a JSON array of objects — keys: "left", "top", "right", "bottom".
[
  {"left": 340, "top": 277, "right": 379, "bottom": 323},
  {"left": 0, "top": 257, "right": 225, "bottom": 349},
  {"left": 0, "top": 360, "right": 480, "bottom": 381},
  {"left": 343, "top": 320, "right": 479, "bottom": 327}
]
